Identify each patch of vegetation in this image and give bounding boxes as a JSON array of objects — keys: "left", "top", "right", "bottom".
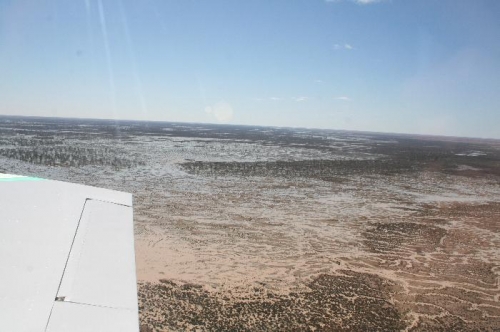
[
  {"left": 138, "top": 271, "right": 407, "bottom": 331},
  {"left": 0, "top": 146, "right": 144, "bottom": 168}
]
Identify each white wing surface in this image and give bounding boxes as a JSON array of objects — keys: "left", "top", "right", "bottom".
[{"left": 0, "top": 174, "right": 139, "bottom": 332}]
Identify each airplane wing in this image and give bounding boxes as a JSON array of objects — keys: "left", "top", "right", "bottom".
[{"left": 0, "top": 174, "right": 139, "bottom": 332}]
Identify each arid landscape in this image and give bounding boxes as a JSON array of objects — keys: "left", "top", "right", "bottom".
[{"left": 1, "top": 115, "right": 500, "bottom": 331}]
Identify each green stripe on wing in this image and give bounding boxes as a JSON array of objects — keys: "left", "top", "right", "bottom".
[{"left": 0, "top": 174, "right": 44, "bottom": 182}]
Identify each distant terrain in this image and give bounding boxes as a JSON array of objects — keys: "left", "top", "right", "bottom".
[{"left": 1, "top": 115, "right": 500, "bottom": 331}]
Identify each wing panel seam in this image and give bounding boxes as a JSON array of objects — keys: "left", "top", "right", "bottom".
[
  {"left": 44, "top": 198, "right": 90, "bottom": 332},
  {"left": 90, "top": 197, "right": 132, "bottom": 207},
  {"left": 56, "top": 300, "right": 135, "bottom": 311}
]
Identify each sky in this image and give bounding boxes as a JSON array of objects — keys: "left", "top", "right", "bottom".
[{"left": 1, "top": 0, "right": 499, "bottom": 138}]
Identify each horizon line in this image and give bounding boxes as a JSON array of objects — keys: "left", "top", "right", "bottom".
[{"left": 0, "top": 113, "right": 498, "bottom": 142}]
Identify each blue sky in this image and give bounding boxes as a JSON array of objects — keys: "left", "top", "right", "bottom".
[{"left": 1, "top": 0, "right": 499, "bottom": 138}]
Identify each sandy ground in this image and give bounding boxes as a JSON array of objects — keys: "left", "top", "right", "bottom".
[{"left": 1, "top": 116, "right": 500, "bottom": 331}]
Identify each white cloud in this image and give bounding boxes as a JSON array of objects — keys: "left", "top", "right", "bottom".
[
  {"left": 315, "top": 79, "right": 323, "bottom": 83},
  {"left": 205, "top": 101, "right": 234, "bottom": 123},
  {"left": 334, "top": 96, "right": 351, "bottom": 101},
  {"left": 293, "top": 96, "right": 309, "bottom": 102},
  {"left": 326, "top": 0, "right": 384, "bottom": 4},
  {"left": 334, "top": 44, "right": 354, "bottom": 51},
  {"left": 354, "top": 0, "right": 382, "bottom": 4},
  {"left": 270, "top": 97, "right": 282, "bottom": 101}
]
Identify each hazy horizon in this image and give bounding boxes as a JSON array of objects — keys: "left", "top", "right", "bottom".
[{"left": 2, "top": 113, "right": 499, "bottom": 141}]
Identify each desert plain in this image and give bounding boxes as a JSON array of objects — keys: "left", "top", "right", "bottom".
[{"left": 1, "top": 116, "right": 499, "bottom": 331}]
